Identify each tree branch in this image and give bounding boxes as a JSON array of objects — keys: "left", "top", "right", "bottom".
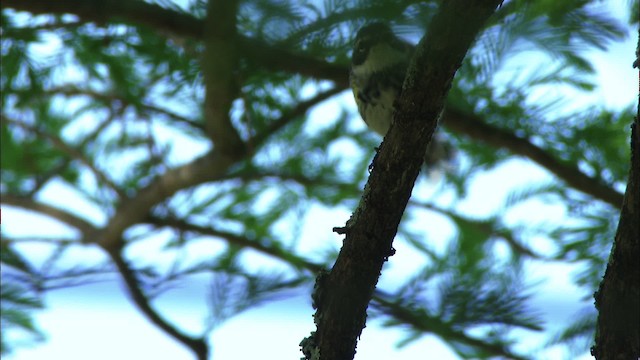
[
  {"left": 145, "top": 216, "right": 323, "bottom": 273},
  {"left": 591, "top": 53, "right": 640, "bottom": 358},
  {"left": 441, "top": 108, "right": 624, "bottom": 208},
  {"left": 2, "top": 0, "right": 347, "bottom": 86},
  {"left": 41, "top": 86, "right": 205, "bottom": 132},
  {"left": 251, "top": 87, "right": 344, "bottom": 148},
  {"left": 106, "top": 248, "right": 208, "bottom": 360},
  {"left": 201, "top": 0, "right": 244, "bottom": 155},
  {"left": 2, "top": 194, "right": 96, "bottom": 238},
  {"left": 4, "top": 0, "right": 624, "bottom": 208},
  {"left": 148, "top": 213, "right": 532, "bottom": 359},
  {"left": 303, "top": 2, "right": 503, "bottom": 360},
  {"left": 2, "top": 114, "right": 124, "bottom": 198},
  {"left": 371, "top": 294, "right": 530, "bottom": 360},
  {"left": 92, "top": 150, "right": 235, "bottom": 251}
]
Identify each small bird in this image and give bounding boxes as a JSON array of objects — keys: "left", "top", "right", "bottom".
[{"left": 349, "top": 22, "right": 452, "bottom": 167}]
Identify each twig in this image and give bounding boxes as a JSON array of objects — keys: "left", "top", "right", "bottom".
[
  {"left": 411, "top": 200, "right": 542, "bottom": 259},
  {"left": 2, "top": 114, "right": 125, "bottom": 198},
  {"left": 251, "top": 87, "right": 343, "bottom": 148},
  {"left": 43, "top": 86, "right": 204, "bottom": 131},
  {"left": 145, "top": 215, "right": 323, "bottom": 273},
  {"left": 372, "top": 293, "right": 531, "bottom": 360}
]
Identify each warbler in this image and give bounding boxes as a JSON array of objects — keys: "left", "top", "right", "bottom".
[{"left": 350, "top": 22, "right": 452, "bottom": 167}]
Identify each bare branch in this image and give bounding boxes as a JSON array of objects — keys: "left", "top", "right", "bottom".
[
  {"left": 0, "top": 236, "right": 77, "bottom": 246},
  {"left": 93, "top": 150, "right": 238, "bottom": 251}
]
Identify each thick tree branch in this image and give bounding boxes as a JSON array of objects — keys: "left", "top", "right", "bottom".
[
  {"left": 202, "top": 0, "right": 244, "bottom": 155},
  {"left": 303, "top": 2, "right": 503, "bottom": 360},
  {"left": 441, "top": 108, "right": 624, "bottom": 208},
  {"left": 591, "top": 50, "right": 640, "bottom": 358},
  {"left": 106, "top": 248, "right": 208, "bottom": 360},
  {"left": 2, "top": 0, "right": 202, "bottom": 38}
]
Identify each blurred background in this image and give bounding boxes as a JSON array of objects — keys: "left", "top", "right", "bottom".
[{"left": 1, "top": 0, "right": 637, "bottom": 359}]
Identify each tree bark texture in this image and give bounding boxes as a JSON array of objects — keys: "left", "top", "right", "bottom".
[
  {"left": 301, "top": 1, "right": 503, "bottom": 360},
  {"left": 591, "top": 31, "right": 640, "bottom": 360}
]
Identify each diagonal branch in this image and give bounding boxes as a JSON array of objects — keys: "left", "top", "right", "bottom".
[
  {"left": 146, "top": 214, "right": 530, "bottom": 359},
  {"left": 441, "top": 108, "right": 624, "bottom": 207},
  {"left": 106, "top": 248, "right": 208, "bottom": 360},
  {"left": 2, "top": 194, "right": 96, "bottom": 238},
  {"left": 145, "top": 216, "right": 323, "bottom": 273},
  {"left": 251, "top": 87, "right": 344, "bottom": 148},
  {"left": 371, "top": 294, "right": 530, "bottom": 360},
  {"left": 592, "top": 67, "right": 640, "bottom": 357},
  {"left": 303, "top": 2, "right": 503, "bottom": 360},
  {"left": 92, "top": 150, "right": 236, "bottom": 252}
]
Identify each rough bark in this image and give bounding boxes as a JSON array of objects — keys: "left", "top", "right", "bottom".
[
  {"left": 591, "top": 31, "right": 640, "bottom": 360},
  {"left": 300, "top": 1, "right": 503, "bottom": 360}
]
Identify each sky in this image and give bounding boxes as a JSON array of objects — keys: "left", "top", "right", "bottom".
[{"left": 2, "top": 2, "right": 638, "bottom": 360}]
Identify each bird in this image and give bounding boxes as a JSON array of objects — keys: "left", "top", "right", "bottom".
[{"left": 349, "top": 22, "right": 453, "bottom": 168}]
